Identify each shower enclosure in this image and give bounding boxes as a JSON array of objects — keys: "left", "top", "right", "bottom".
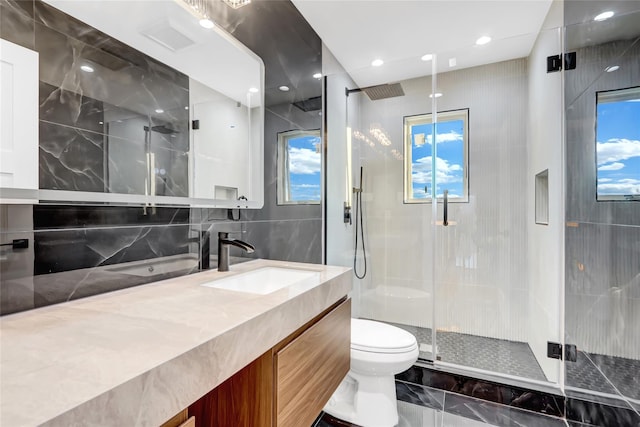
[{"left": 324, "top": 0, "right": 639, "bottom": 406}]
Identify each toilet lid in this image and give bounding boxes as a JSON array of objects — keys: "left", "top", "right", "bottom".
[{"left": 351, "top": 318, "right": 418, "bottom": 353}]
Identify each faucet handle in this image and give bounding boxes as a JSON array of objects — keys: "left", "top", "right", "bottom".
[{"left": 218, "top": 231, "right": 244, "bottom": 238}]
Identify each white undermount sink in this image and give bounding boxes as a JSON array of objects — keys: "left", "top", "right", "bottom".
[{"left": 201, "top": 266, "right": 321, "bottom": 295}]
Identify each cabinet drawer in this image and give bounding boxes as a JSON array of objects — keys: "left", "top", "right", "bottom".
[{"left": 275, "top": 299, "right": 351, "bottom": 427}]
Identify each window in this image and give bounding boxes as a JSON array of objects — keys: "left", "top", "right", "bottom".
[
  {"left": 596, "top": 87, "right": 640, "bottom": 201},
  {"left": 404, "top": 109, "right": 469, "bottom": 203},
  {"left": 277, "top": 129, "right": 321, "bottom": 205}
]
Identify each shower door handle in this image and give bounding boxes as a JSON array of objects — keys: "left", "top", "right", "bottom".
[{"left": 443, "top": 189, "right": 448, "bottom": 226}]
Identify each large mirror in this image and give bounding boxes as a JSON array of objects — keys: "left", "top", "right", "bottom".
[{"left": 0, "top": 0, "right": 264, "bottom": 208}]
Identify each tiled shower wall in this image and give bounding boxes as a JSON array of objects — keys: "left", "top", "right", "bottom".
[
  {"left": 0, "top": 0, "right": 322, "bottom": 315},
  {"left": 352, "top": 59, "right": 530, "bottom": 344},
  {"left": 563, "top": 2, "right": 640, "bottom": 413},
  {"left": 564, "top": 36, "right": 640, "bottom": 361}
]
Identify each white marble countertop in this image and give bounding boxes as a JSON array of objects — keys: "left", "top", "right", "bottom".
[{"left": 0, "top": 259, "right": 351, "bottom": 426}]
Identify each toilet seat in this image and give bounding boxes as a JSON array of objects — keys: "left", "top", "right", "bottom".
[{"left": 351, "top": 318, "right": 418, "bottom": 354}]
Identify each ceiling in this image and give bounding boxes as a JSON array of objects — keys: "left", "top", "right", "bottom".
[
  {"left": 205, "top": 0, "right": 323, "bottom": 107},
  {"left": 292, "top": 0, "right": 555, "bottom": 88}
]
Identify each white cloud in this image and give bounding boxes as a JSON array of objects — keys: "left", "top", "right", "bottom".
[
  {"left": 598, "top": 178, "right": 640, "bottom": 195},
  {"left": 412, "top": 156, "right": 462, "bottom": 184},
  {"left": 598, "top": 162, "right": 625, "bottom": 171},
  {"left": 598, "top": 178, "right": 613, "bottom": 183},
  {"left": 596, "top": 139, "right": 640, "bottom": 165},
  {"left": 424, "top": 130, "right": 463, "bottom": 146},
  {"left": 292, "top": 184, "right": 320, "bottom": 188},
  {"left": 289, "top": 147, "right": 321, "bottom": 174}
]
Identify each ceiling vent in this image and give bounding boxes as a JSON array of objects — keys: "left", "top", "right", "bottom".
[
  {"left": 141, "top": 21, "right": 196, "bottom": 52},
  {"left": 293, "top": 96, "right": 322, "bottom": 112}
]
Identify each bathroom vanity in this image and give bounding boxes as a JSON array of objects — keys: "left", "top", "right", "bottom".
[{"left": 0, "top": 260, "right": 351, "bottom": 426}]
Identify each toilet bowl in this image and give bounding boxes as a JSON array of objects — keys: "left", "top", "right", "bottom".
[{"left": 324, "top": 318, "right": 419, "bottom": 427}]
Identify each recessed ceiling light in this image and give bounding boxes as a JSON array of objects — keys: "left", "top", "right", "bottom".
[
  {"left": 605, "top": 65, "right": 620, "bottom": 72},
  {"left": 80, "top": 65, "right": 94, "bottom": 73},
  {"left": 429, "top": 93, "right": 443, "bottom": 98},
  {"left": 278, "top": 85, "right": 290, "bottom": 92},
  {"left": 199, "top": 18, "right": 214, "bottom": 29},
  {"left": 449, "top": 57, "right": 457, "bottom": 67},
  {"left": 371, "top": 59, "right": 384, "bottom": 67},
  {"left": 249, "top": 87, "right": 259, "bottom": 93},
  {"left": 98, "top": 121, "right": 104, "bottom": 125},
  {"left": 421, "top": 54, "right": 433, "bottom": 61},
  {"left": 313, "top": 73, "right": 322, "bottom": 79},
  {"left": 594, "top": 11, "right": 614, "bottom": 21},
  {"left": 155, "top": 109, "right": 164, "bottom": 114},
  {"left": 476, "top": 36, "right": 491, "bottom": 46},
  {"left": 184, "top": 106, "right": 189, "bottom": 110}
]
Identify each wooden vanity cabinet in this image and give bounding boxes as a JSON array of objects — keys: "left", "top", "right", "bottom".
[{"left": 186, "top": 298, "right": 350, "bottom": 427}]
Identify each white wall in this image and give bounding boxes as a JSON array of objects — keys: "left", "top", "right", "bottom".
[{"left": 526, "top": 0, "right": 564, "bottom": 384}]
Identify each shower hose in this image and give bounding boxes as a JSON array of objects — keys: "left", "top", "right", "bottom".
[{"left": 354, "top": 167, "right": 367, "bottom": 279}]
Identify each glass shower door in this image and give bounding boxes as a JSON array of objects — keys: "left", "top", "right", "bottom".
[{"left": 428, "top": 26, "right": 565, "bottom": 385}]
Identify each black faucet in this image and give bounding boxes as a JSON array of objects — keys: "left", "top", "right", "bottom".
[
  {"left": 217, "top": 232, "right": 255, "bottom": 272},
  {"left": 187, "top": 230, "right": 210, "bottom": 270}
]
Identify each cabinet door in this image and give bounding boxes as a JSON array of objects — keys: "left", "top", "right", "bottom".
[
  {"left": 0, "top": 39, "right": 38, "bottom": 192},
  {"left": 275, "top": 299, "right": 351, "bottom": 427}
]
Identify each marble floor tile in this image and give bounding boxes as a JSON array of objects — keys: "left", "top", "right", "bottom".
[
  {"left": 313, "top": 385, "right": 563, "bottom": 427},
  {"left": 396, "top": 381, "right": 445, "bottom": 410},
  {"left": 442, "top": 412, "right": 497, "bottom": 426},
  {"left": 443, "top": 393, "right": 567, "bottom": 427},
  {"left": 398, "top": 400, "right": 443, "bottom": 426}
]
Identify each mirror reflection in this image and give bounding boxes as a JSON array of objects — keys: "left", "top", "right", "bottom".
[{"left": 6, "top": 0, "right": 264, "bottom": 206}]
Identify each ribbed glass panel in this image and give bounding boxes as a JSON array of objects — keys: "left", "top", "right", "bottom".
[{"left": 564, "top": 5, "right": 640, "bottom": 406}]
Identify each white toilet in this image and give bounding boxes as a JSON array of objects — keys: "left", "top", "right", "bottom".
[{"left": 324, "top": 318, "right": 419, "bottom": 427}]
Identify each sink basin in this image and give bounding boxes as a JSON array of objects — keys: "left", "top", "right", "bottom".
[
  {"left": 201, "top": 266, "right": 320, "bottom": 295},
  {"left": 106, "top": 256, "right": 198, "bottom": 277}
]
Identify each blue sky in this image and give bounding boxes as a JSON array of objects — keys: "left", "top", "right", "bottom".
[
  {"left": 410, "top": 119, "right": 465, "bottom": 199},
  {"left": 287, "top": 134, "right": 321, "bottom": 201},
  {"left": 596, "top": 98, "right": 640, "bottom": 198}
]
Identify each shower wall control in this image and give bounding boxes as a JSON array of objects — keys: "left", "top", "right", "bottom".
[{"left": 344, "top": 202, "right": 352, "bottom": 224}]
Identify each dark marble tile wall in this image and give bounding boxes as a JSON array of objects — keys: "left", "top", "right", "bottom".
[
  {"left": 566, "top": 396, "right": 640, "bottom": 427},
  {"left": 563, "top": 4, "right": 640, "bottom": 417},
  {"left": 240, "top": 104, "right": 323, "bottom": 265},
  {"left": 397, "top": 363, "right": 640, "bottom": 426},
  {"left": 0, "top": 0, "right": 323, "bottom": 316},
  {"left": 1, "top": 203, "right": 321, "bottom": 314},
  {"left": 0, "top": 1, "right": 35, "bottom": 49},
  {"left": 3, "top": 0, "right": 190, "bottom": 196},
  {"left": 396, "top": 365, "right": 565, "bottom": 417}
]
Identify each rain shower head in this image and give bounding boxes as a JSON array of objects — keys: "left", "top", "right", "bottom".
[
  {"left": 144, "top": 125, "right": 179, "bottom": 134},
  {"left": 346, "top": 83, "right": 405, "bottom": 100}
]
